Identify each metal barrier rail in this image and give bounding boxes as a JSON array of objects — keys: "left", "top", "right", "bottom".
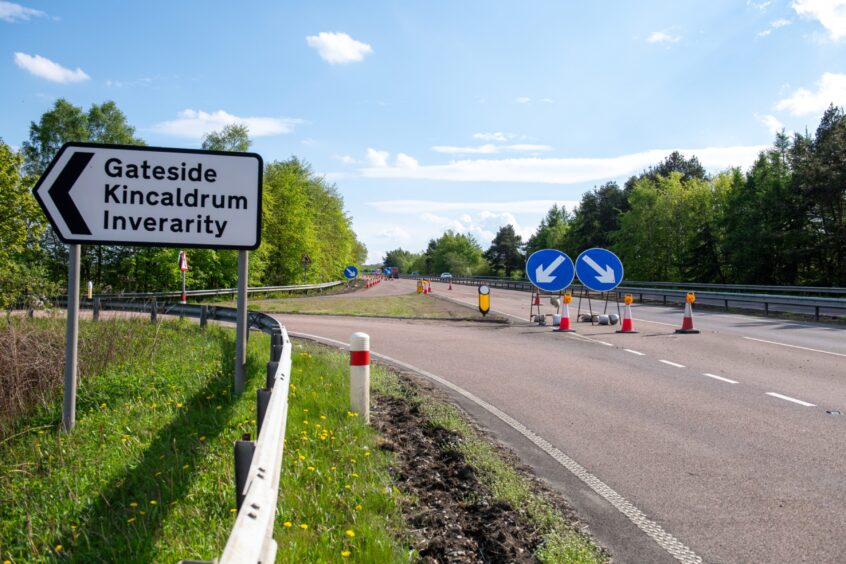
[
  {"left": 81, "top": 299, "right": 291, "bottom": 562},
  {"left": 92, "top": 280, "right": 343, "bottom": 300},
  {"left": 414, "top": 276, "right": 846, "bottom": 320}
]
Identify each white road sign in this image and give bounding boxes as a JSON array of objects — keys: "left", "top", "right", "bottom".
[{"left": 33, "top": 143, "right": 263, "bottom": 249}]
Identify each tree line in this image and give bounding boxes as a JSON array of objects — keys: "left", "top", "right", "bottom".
[
  {"left": 0, "top": 99, "right": 366, "bottom": 308},
  {"left": 384, "top": 105, "right": 846, "bottom": 287}
]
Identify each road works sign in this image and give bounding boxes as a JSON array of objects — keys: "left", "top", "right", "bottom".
[
  {"left": 344, "top": 265, "right": 359, "bottom": 279},
  {"left": 575, "top": 248, "right": 624, "bottom": 292},
  {"left": 33, "top": 143, "right": 263, "bottom": 249},
  {"left": 526, "top": 249, "right": 575, "bottom": 292},
  {"left": 179, "top": 250, "right": 189, "bottom": 271}
]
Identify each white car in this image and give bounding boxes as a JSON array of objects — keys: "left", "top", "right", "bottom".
[{"left": 440, "top": 272, "right": 453, "bottom": 279}]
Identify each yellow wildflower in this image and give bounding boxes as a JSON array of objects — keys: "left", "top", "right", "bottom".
[
  {"left": 55, "top": 544, "right": 63, "bottom": 552},
  {"left": 341, "top": 550, "right": 351, "bottom": 557},
  {"left": 127, "top": 517, "right": 136, "bottom": 524},
  {"left": 355, "top": 504, "right": 362, "bottom": 511},
  {"left": 299, "top": 523, "right": 308, "bottom": 530},
  {"left": 130, "top": 502, "right": 138, "bottom": 508},
  {"left": 345, "top": 529, "right": 355, "bottom": 538},
  {"left": 149, "top": 500, "right": 157, "bottom": 505},
  {"left": 283, "top": 521, "right": 292, "bottom": 528},
  {"left": 307, "top": 466, "right": 315, "bottom": 471}
]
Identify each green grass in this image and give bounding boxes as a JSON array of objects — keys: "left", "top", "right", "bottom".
[
  {"left": 371, "top": 367, "right": 606, "bottom": 564},
  {"left": 0, "top": 320, "right": 409, "bottom": 563},
  {"left": 245, "top": 293, "right": 484, "bottom": 320}
]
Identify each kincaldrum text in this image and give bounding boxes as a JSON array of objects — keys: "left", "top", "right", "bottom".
[{"left": 104, "top": 184, "right": 248, "bottom": 210}]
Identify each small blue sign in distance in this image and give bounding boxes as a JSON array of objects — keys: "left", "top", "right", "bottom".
[
  {"left": 525, "top": 249, "right": 575, "bottom": 292},
  {"left": 344, "top": 265, "right": 358, "bottom": 279},
  {"left": 383, "top": 267, "right": 391, "bottom": 276},
  {"left": 575, "top": 248, "right": 624, "bottom": 292}
]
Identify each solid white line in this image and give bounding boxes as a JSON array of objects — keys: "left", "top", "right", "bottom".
[
  {"left": 659, "top": 360, "right": 686, "bottom": 368},
  {"left": 634, "top": 318, "right": 678, "bottom": 327},
  {"left": 288, "top": 329, "right": 702, "bottom": 564},
  {"left": 765, "top": 392, "right": 816, "bottom": 407},
  {"left": 596, "top": 340, "right": 614, "bottom": 347},
  {"left": 702, "top": 373, "right": 739, "bottom": 384},
  {"left": 624, "top": 349, "right": 646, "bottom": 356},
  {"left": 742, "top": 336, "right": 846, "bottom": 358}
]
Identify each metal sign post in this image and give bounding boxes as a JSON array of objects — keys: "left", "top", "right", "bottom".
[
  {"left": 525, "top": 249, "right": 575, "bottom": 324},
  {"left": 33, "top": 143, "right": 264, "bottom": 428},
  {"left": 235, "top": 251, "right": 249, "bottom": 394}
]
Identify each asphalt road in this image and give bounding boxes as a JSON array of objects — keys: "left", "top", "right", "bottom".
[{"left": 276, "top": 279, "right": 846, "bottom": 563}]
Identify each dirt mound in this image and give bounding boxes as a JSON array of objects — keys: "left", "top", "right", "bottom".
[{"left": 373, "top": 394, "right": 540, "bottom": 562}]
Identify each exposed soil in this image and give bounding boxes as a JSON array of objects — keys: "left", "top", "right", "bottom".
[{"left": 372, "top": 387, "right": 542, "bottom": 563}]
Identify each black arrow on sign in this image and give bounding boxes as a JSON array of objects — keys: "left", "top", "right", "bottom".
[{"left": 49, "top": 151, "right": 93, "bottom": 235}]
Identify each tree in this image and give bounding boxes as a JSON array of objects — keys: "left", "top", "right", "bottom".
[
  {"left": 525, "top": 204, "right": 569, "bottom": 255},
  {"left": 566, "top": 182, "right": 626, "bottom": 253},
  {"left": 202, "top": 124, "right": 251, "bottom": 152},
  {"left": 425, "top": 231, "right": 486, "bottom": 275},
  {"left": 484, "top": 225, "right": 524, "bottom": 276},
  {"left": 383, "top": 249, "right": 419, "bottom": 272}
]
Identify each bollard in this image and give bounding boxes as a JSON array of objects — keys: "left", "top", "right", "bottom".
[
  {"left": 200, "top": 305, "right": 208, "bottom": 328},
  {"left": 256, "top": 389, "right": 271, "bottom": 438},
  {"left": 349, "top": 332, "right": 370, "bottom": 424},
  {"left": 93, "top": 297, "right": 101, "bottom": 321},
  {"left": 234, "top": 434, "right": 255, "bottom": 512},
  {"left": 150, "top": 299, "right": 157, "bottom": 323}
]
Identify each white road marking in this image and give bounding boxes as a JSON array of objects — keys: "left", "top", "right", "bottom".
[
  {"left": 765, "top": 392, "right": 816, "bottom": 407},
  {"left": 596, "top": 340, "right": 614, "bottom": 347},
  {"left": 702, "top": 373, "right": 739, "bottom": 384},
  {"left": 659, "top": 360, "right": 686, "bottom": 368},
  {"left": 287, "top": 330, "right": 703, "bottom": 564},
  {"left": 634, "top": 318, "right": 678, "bottom": 327},
  {"left": 625, "top": 349, "right": 646, "bottom": 356},
  {"left": 742, "top": 336, "right": 846, "bottom": 358}
]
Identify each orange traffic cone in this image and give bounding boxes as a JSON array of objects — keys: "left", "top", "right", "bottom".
[
  {"left": 553, "top": 302, "right": 575, "bottom": 332},
  {"left": 533, "top": 291, "right": 540, "bottom": 306},
  {"left": 676, "top": 301, "right": 700, "bottom": 334},
  {"left": 428, "top": 283, "right": 433, "bottom": 293},
  {"left": 448, "top": 280, "right": 453, "bottom": 290},
  {"left": 616, "top": 303, "right": 638, "bottom": 333}
]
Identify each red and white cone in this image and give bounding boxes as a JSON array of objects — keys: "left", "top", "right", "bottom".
[
  {"left": 675, "top": 302, "right": 700, "bottom": 334},
  {"left": 448, "top": 280, "right": 453, "bottom": 290},
  {"left": 553, "top": 302, "right": 575, "bottom": 332},
  {"left": 533, "top": 291, "right": 541, "bottom": 306},
  {"left": 616, "top": 303, "right": 638, "bottom": 333}
]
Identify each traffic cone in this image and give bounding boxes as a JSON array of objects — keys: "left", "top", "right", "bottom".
[
  {"left": 553, "top": 302, "right": 575, "bottom": 332},
  {"left": 675, "top": 301, "right": 700, "bottom": 334},
  {"left": 448, "top": 280, "right": 453, "bottom": 290},
  {"left": 428, "top": 283, "right": 433, "bottom": 293},
  {"left": 616, "top": 303, "right": 638, "bottom": 333},
  {"left": 533, "top": 291, "right": 540, "bottom": 306}
]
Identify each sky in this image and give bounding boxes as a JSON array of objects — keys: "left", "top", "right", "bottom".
[{"left": 2, "top": 0, "right": 846, "bottom": 264}]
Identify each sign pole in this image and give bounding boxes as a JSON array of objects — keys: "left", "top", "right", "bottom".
[
  {"left": 63, "top": 244, "right": 81, "bottom": 432},
  {"left": 235, "top": 251, "right": 248, "bottom": 394}
]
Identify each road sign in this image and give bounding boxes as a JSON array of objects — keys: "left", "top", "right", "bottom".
[
  {"left": 525, "top": 249, "right": 575, "bottom": 292},
  {"left": 32, "top": 142, "right": 263, "bottom": 249},
  {"left": 179, "top": 250, "right": 189, "bottom": 271},
  {"left": 383, "top": 267, "right": 391, "bottom": 276},
  {"left": 344, "top": 265, "right": 358, "bottom": 279},
  {"left": 575, "top": 248, "right": 624, "bottom": 292},
  {"left": 478, "top": 284, "right": 490, "bottom": 316}
]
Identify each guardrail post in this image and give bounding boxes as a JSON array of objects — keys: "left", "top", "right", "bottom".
[
  {"left": 234, "top": 434, "right": 255, "bottom": 512},
  {"left": 764, "top": 302, "right": 769, "bottom": 317},
  {"left": 725, "top": 299, "right": 729, "bottom": 311},
  {"left": 93, "top": 297, "right": 101, "bottom": 321},
  {"left": 151, "top": 299, "right": 157, "bottom": 323},
  {"left": 256, "top": 389, "right": 271, "bottom": 437},
  {"left": 349, "top": 332, "right": 370, "bottom": 424},
  {"left": 200, "top": 305, "right": 208, "bottom": 328},
  {"left": 266, "top": 361, "right": 278, "bottom": 389},
  {"left": 815, "top": 306, "right": 820, "bottom": 321}
]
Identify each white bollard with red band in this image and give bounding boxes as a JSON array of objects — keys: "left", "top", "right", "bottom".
[{"left": 349, "top": 332, "right": 370, "bottom": 423}]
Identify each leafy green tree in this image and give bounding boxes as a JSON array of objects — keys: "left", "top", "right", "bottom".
[
  {"left": 525, "top": 204, "right": 569, "bottom": 255},
  {"left": 202, "top": 123, "right": 251, "bottom": 152},
  {"left": 383, "top": 248, "right": 419, "bottom": 272},
  {"left": 426, "top": 230, "right": 486, "bottom": 275},
  {"left": 484, "top": 225, "right": 524, "bottom": 276},
  {"left": 566, "top": 182, "right": 626, "bottom": 254}
]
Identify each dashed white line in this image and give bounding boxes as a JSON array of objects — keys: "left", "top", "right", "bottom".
[
  {"left": 288, "top": 330, "right": 702, "bottom": 564},
  {"left": 702, "top": 373, "right": 739, "bottom": 384},
  {"left": 659, "top": 360, "right": 686, "bottom": 368},
  {"left": 596, "top": 340, "right": 614, "bottom": 347},
  {"left": 765, "top": 392, "right": 816, "bottom": 407},
  {"left": 624, "top": 349, "right": 646, "bottom": 356},
  {"left": 742, "top": 336, "right": 846, "bottom": 358},
  {"left": 634, "top": 318, "right": 678, "bottom": 327}
]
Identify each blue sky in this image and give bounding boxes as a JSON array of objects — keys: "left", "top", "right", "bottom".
[{"left": 2, "top": 1, "right": 845, "bottom": 263}]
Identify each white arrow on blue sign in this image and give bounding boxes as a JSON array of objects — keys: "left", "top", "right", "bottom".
[
  {"left": 344, "top": 265, "right": 359, "bottom": 279},
  {"left": 575, "top": 248, "right": 624, "bottom": 292},
  {"left": 526, "top": 249, "right": 575, "bottom": 292}
]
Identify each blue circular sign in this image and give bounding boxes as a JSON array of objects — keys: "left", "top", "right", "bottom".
[
  {"left": 343, "top": 265, "right": 359, "bottom": 279},
  {"left": 575, "top": 248, "right": 624, "bottom": 292},
  {"left": 525, "top": 249, "right": 575, "bottom": 292}
]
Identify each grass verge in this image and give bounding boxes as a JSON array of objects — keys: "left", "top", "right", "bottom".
[{"left": 246, "top": 293, "right": 486, "bottom": 320}]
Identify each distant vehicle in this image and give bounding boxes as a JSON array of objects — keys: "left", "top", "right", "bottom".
[
  {"left": 411, "top": 271, "right": 419, "bottom": 277},
  {"left": 440, "top": 272, "right": 453, "bottom": 279},
  {"left": 389, "top": 266, "right": 399, "bottom": 279}
]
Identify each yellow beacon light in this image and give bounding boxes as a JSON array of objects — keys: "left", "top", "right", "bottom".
[
  {"left": 563, "top": 292, "right": 572, "bottom": 305},
  {"left": 478, "top": 285, "right": 491, "bottom": 316},
  {"left": 417, "top": 280, "right": 423, "bottom": 294},
  {"left": 686, "top": 292, "right": 696, "bottom": 304},
  {"left": 624, "top": 294, "right": 633, "bottom": 305}
]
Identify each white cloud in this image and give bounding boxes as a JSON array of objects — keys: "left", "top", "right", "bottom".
[
  {"left": 359, "top": 145, "right": 766, "bottom": 185},
  {"left": 367, "top": 200, "right": 579, "bottom": 215},
  {"left": 0, "top": 1, "right": 44, "bottom": 22},
  {"left": 152, "top": 109, "right": 300, "bottom": 138},
  {"left": 431, "top": 143, "right": 552, "bottom": 155},
  {"left": 755, "top": 113, "right": 784, "bottom": 134},
  {"left": 757, "top": 29, "right": 773, "bottom": 37},
  {"left": 772, "top": 18, "right": 792, "bottom": 28},
  {"left": 473, "top": 132, "right": 511, "bottom": 142},
  {"left": 395, "top": 153, "right": 419, "bottom": 168},
  {"left": 775, "top": 72, "right": 846, "bottom": 115},
  {"left": 539, "top": 97, "right": 555, "bottom": 103},
  {"left": 366, "top": 148, "right": 390, "bottom": 167},
  {"left": 793, "top": 0, "right": 846, "bottom": 41},
  {"left": 647, "top": 30, "right": 681, "bottom": 43},
  {"left": 14, "top": 52, "right": 89, "bottom": 83},
  {"left": 377, "top": 226, "right": 411, "bottom": 242},
  {"left": 515, "top": 96, "right": 531, "bottom": 104},
  {"left": 748, "top": 0, "right": 772, "bottom": 10},
  {"left": 306, "top": 31, "right": 373, "bottom": 64},
  {"left": 335, "top": 155, "right": 357, "bottom": 165}
]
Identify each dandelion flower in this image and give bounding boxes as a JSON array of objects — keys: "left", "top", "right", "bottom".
[
  {"left": 149, "top": 500, "right": 157, "bottom": 505},
  {"left": 355, "top": 504, "right": 362, "bottom": 511},
  {"left": 283, "top": 521, "right": 292, "bottom": 528},
  {"left": 320, "top": 415, "right": 327, "bottom": 420},
  {"left": 298, "top": 454, "right": 305, "bottom": 461},
  {"left": 176, "top": 402, "right": 183, "bottom": 408},
  {"left": 345, "top": 529, "right": 355, "bottom": 538},
  {"left": 127, "top": 517, "right": 136, "bottom": 524},
  {"left": 364, "top": 451, "right": 371, "bottom": 457},
  {"left": 351, "top": 473, "right": 359, "bottom": 478},
  {"left": 341, "top": 550, "right": 351, "bottom": 557},
  {"left": 299, "top": 523, "right": 308, "bottom": 530},
  {"left": 307, "top": 466, "right": 315, "bottom": 471},
  {"left": 130, "top": 502, "right": 138, "bottom": 508},
  {"left": 230, "top": 508, "right": 237, "bottom": 513}
]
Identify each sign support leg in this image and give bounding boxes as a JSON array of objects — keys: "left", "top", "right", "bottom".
[
  {"left": 63, "top": 244, "right": 80, "bottom": 432},
  {"left": 235, "top": 251, "right": 248, "bottom": 394}
]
